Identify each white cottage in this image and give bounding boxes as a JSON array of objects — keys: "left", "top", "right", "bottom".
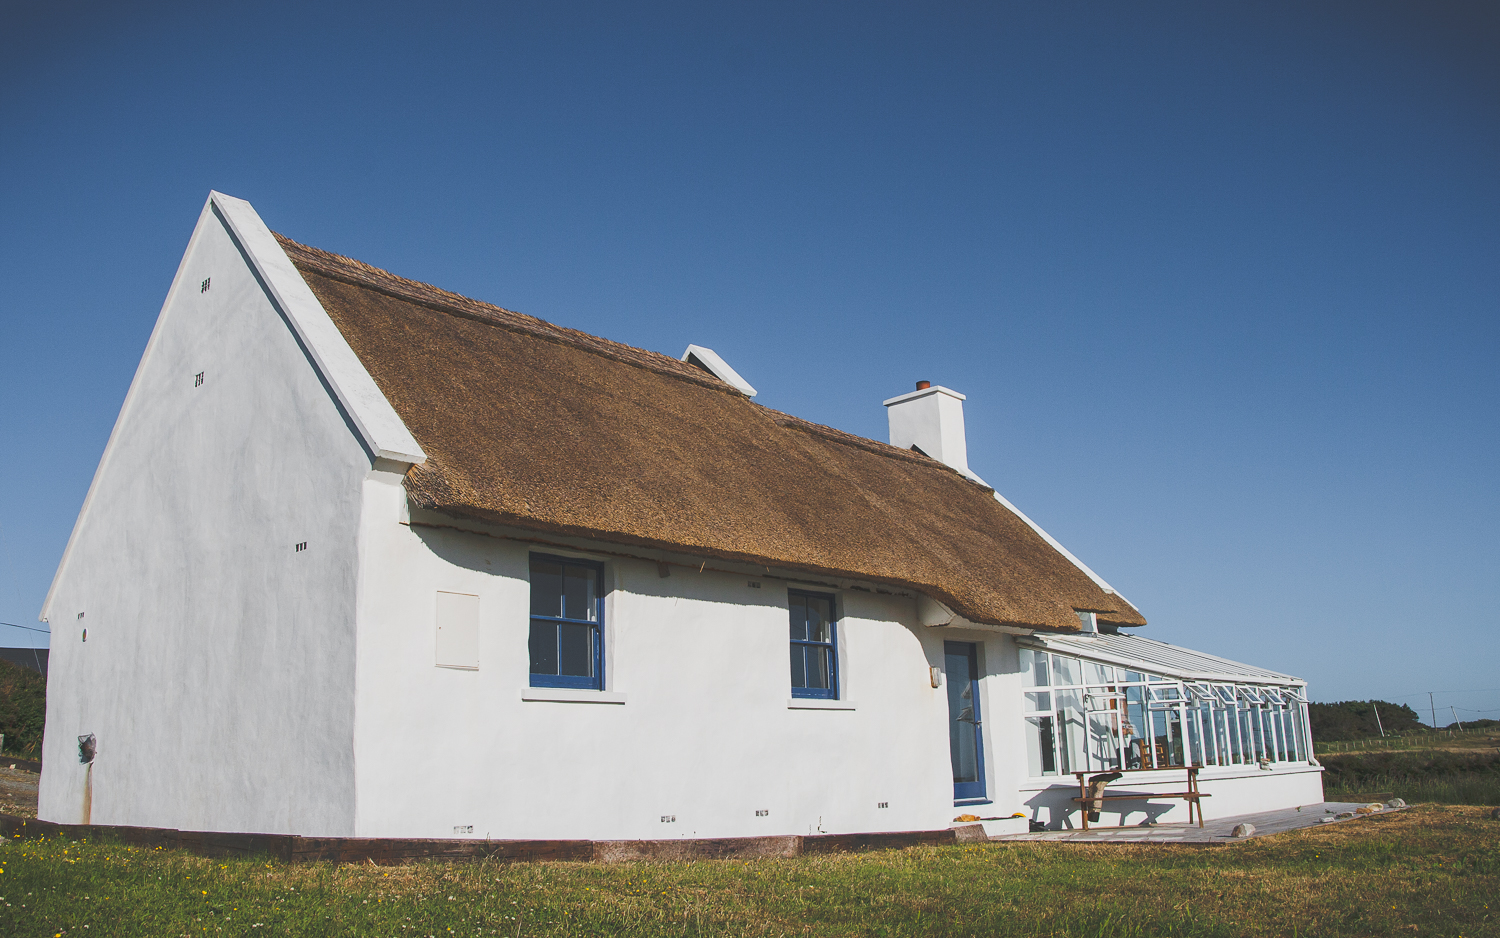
[{"left": 37, "top": 192, "right": 1323, "bottom": 840}]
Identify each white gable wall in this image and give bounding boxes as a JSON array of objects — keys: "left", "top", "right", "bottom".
[
  {"left": 37, "top": 201, "right": 372, "bottom": 834},
  {"left": 350, "top": 481, "right": 1033, "bottom": 840}
]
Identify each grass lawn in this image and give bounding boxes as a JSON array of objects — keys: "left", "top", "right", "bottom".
[{"left": 1, "top": 805, "right": 1495, "bottom": 938}]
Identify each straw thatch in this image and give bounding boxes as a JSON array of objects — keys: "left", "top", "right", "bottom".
[{"left": 277, "top": 235, "right": 1144, "bottom": 633}]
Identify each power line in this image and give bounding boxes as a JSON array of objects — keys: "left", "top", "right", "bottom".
[{"left": 0, "top": 620, "right": 51, "bottom": 635}]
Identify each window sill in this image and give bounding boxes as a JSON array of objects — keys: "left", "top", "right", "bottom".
[
  {"left": 954, "top": 798, "right": 993, "bottom": 807},
  {"left": 787, "top": 698, "right": 856, "bottom": 710},
  {"left": 522, "top": 688, "right": 627, "bottom": 704}
]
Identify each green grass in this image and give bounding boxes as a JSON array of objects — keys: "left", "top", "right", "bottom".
[
  {"left": 2, "top": 805, "right": 1496, "bottom": 937},
  {"left": 1321, "top": 749, "right": 1500, "bottom": 807}
]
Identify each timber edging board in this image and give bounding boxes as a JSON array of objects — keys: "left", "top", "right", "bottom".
[{"left": 0, "top": 815, "right": 956, "bottom": 864}]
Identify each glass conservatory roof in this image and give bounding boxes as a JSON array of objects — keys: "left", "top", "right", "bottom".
[{"left": 1017, "top": 632, "right": 1304, "bottom": 686}]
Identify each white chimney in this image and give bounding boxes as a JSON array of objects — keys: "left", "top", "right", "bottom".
[{"left": 883, "top": 381, "right": 970, "bottom": 475}]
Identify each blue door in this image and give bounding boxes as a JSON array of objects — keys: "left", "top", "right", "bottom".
[{"left": 946, "top": 641, "right": 987, "bottom": 802}]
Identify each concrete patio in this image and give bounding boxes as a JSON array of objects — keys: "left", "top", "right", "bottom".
[{"left": 990, "top": 801, "right": 1403, "bottom": 844}]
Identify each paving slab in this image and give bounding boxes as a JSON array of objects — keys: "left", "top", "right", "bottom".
[{"left": 990, "top": 801, "right": 1403, "bottom": 844}]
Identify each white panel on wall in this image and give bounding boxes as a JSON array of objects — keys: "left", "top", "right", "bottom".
[{"left": 435, "top": 591, "right": 479, "bottom": 670}]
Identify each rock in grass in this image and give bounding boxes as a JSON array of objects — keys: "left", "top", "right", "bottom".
[
  {"left": 1491, "top": 807, "right": 1500, "bottom": 820},
  {"left": 1231, "top": 823, "right": 1256, "bottom": 837}
]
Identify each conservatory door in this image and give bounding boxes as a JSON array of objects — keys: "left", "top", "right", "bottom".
[{"left": 946, "top": 641, "right": 987, "bottom": 802}]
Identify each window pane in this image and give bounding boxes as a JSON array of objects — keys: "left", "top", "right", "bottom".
[
  {"left": 1026, "top": 715, "right": 1057, "bottom": 776},
  {"left": 1084, "top": 660, "right": 1114, "bottom": 684},
  {"left": 790, "top": 643, "right": 807, "bottom": 688},
  {"left": 528, "top": 620, "right": 558, "bottom": 675},
  {"left": 557, "top": 622, "right": 593, "bottom": 677},
  {"left": 1052, "top": 655, "right": 1080, "bottom": 686},
  {"left": 806, "top": 596, "right": 832, "bottom": 642},
  {"left": 530, "top": 561, "right": 564, "bottom": 617},
  {"left": 1124, "top": 670, "right": 1145, "bottom": 683},
  {"left": 1021, "top": 649, "right": 1050, "bottom": 688},
  {"left": 562, "top": 565, "right": 597, "bottom": 621},
  {"left": 1024, "top": 691, "right": 1052, "bottom": 712},
  {"left": 1056, "top": 689, "right": 1086, "bottom": 774},
  {"left": 788, "top": 594, "right": 807, "bottom": 642},
  {"left": 804, "top": 645, "right": 831, "bottom": 689},
  {"left": 947, "top": 650, "right": 979, "bottom": 784},
  {"left": 1124, "top": 685, "right": 1147, "bottom": 769}
]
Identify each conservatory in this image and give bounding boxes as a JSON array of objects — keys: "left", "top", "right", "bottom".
[{"left": 1009, "top": 631, "right": 1323, "bottom": 828}]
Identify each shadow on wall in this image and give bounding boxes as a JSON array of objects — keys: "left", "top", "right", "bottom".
[{"left": 1024, "top": 786, "right": 1174, "bottom": 830}]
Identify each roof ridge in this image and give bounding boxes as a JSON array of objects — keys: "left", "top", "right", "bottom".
[
  {"left": 766, "top": 409, "right": 995, "bottom": 489},
  {"left": 273, "top": 234, "right": 741, "bottom": 397}
]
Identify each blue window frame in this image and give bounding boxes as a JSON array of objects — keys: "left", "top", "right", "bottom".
[
  {"left": 528, "top": 554, "right": 604, "bottom": 690},
  {"left": 789, "top": 590, "right": 838, "bottom": 699}
]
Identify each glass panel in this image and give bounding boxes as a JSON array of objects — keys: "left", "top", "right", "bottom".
[
  {"left": 1199, "top": 705, "right": 1218, "bottom": 765},
  {"left": 1279, "top": 709, "right": 1294, "bottom": 761},
  {"left": 804, "top": 595, "right": 831, "bottom": 643},
  {"left": 1186, "top": 705, "right": 1204, "bottom": 765},
  {"left": 1124, "top": 670, "right": 1145, "bottom": 683},
  {"left": 788, "top": 594, "right": 808, "bottom": 642},
  {"left": 1263, "top": 687, "right": 1284, "bottom": 704},
  {"left": 1240, "top": 709, "right": 1259, "bottom": 761},
  {"left": 1240, "top": 686, "right": 1264, "bottom": 703},
  {"left": 946, "top": 648, "right": 980, "bottom": 784},
  {"left": 562, "top": 565, "right": 597, "bottom": 621},
  {"left": 789, "top": 643, "right": 806, "bottom": 688},
  {"left": 529, "top": 560, "right": 565, "bottom": 618},
  {"left": 1056, "top": 689, "right": 1087, "bottom": 774},
  {"left": 557, "top": 622, "right": 593, "bottom": 677},
  {"left": 1149, "top": 673, "right": 1168, "bottom": 682},
  {"left": 1149, "top": 684, "right": 1182, "bottom": 701},
  {"left": 1187, "top": 682, "right": 1213, "bottom": 700},
  {"left": 1026, "top": 715, "right": 1057, "bottom": 776},
  {"left": 1123, "top": 685, "right": 1148, "bottom": 768},
  {"left": 1084, "top": 660, "right": 1114, "bottom": 685},
  {"left": 803, "top": 645, "right": 831, "bottom": 690},
  {"left": 1156, "top": 705, "right": 1184, "bottom": 766},
  {"left": 1214, "top": 686, "right": 1237, "bottom": 704},
  {"left": 528, "top": 620, "right": 558, "bottom": 675},
  {"left": 1293, "top": 704, "right": 1309, "bottom": 761},
  {"left": 1020, "top": 648, "right": 1050, "bottom": 688},
  {"left": 1024, "top": 691, "right": 1052, "bottom": 712},
  {"left": 1052, "top": 655, "right": 1081, "bottom": 686},
  {"left": 1087, "top": 701, "right": 1122, "bottom": 771}
]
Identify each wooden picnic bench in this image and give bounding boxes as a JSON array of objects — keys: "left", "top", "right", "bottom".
[{"left": 1071, "top": 766, "right": 1210, "bottom": 830}]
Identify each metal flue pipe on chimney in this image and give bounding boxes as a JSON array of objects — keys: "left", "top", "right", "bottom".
[{"left": 884, "top": 382, "right": 970, "bottom": 475}]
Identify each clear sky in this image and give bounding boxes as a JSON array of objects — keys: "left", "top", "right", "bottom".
[{"left": 2, "top": 1, "right": 1496, "bottom": 723}]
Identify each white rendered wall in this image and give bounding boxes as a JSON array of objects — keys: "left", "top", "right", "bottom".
[
  {"left": 351, "top": 483, "right": 1010, "bottom": 840},
  {"left": 37, "top": 205, "right": 370, "bottom": 834}
]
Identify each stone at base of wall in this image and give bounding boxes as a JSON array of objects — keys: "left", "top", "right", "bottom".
[{"left": 0, "top": 814, "right": 956, "bottom": 865}]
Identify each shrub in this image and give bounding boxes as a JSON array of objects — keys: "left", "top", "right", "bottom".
[{"left": 0, "top": 656, "right": 46, "bottom": 757}]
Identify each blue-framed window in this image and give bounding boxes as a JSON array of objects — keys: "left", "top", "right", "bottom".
[
  {"left": 528, "top": 554, "right": 604, "bottom": 690},
  {"left": 789, "top": 590, "right": 838, "bottom": 699}
]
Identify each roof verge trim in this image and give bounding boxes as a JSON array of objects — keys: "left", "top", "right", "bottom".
[{"left": 210, "top": 192, "right": 426, "bottom": 465}]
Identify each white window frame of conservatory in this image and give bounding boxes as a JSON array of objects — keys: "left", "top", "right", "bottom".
[{"left": 1016, "top": 658, "right": 1314, "bottom": 779}]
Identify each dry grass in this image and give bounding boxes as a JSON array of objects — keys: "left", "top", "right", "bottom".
[{"left": 1, "top": 805, "right": 1495, "bottom": 937}]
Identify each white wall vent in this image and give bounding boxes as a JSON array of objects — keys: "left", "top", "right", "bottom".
[{"left": 681, "top": 345, "right": 758, "bottom": 397}]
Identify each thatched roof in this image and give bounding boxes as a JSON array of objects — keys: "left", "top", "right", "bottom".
[{"left": 278, "top": 236, "right": 1145, "bottom": 633}]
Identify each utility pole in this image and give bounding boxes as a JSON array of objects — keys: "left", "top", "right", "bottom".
[
  {"left": 1372, "top": 701, "right": 1385, "bottom": 737},
  {"left": 1429, "top": 692, "right": 1438, "bottom": 730},
  {"left": 1451, "top": 706, "right": 1463, "bottom": 732}
]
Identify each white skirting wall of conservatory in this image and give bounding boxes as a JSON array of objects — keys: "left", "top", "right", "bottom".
[{"left": 1019, "top": 764, "right": 1326, "bottom": 829}]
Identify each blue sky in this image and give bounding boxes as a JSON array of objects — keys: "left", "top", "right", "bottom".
[{"left": 2, "top": 1, "right": 1496, "bottom": 723}]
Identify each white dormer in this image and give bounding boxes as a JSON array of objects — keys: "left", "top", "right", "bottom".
[
  {"left": 884, "top": 381, "right": 970, "bottom": 475},
  {"left": 681, "top": 345, "right": 758, "bottom": 397}
]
